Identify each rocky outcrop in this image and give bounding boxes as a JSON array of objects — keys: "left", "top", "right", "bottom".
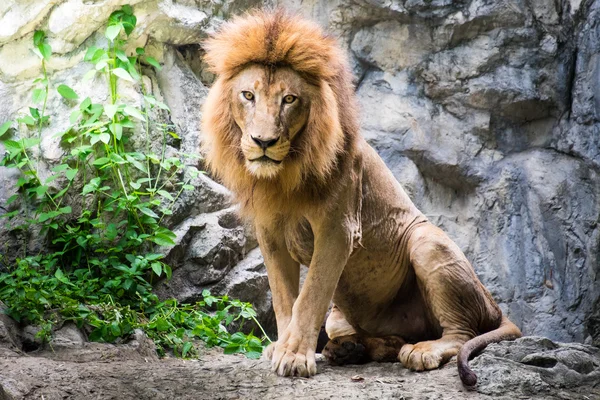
[{"left": 0, "top": 0, "right": 599, "bottom": 345}]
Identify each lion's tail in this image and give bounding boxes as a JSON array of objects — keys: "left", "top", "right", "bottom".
[{"left": 457, "top": 316, "right": 522, "bottom": 386}]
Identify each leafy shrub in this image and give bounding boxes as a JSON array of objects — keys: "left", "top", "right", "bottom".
[{"left": 0, "top": 5, "right": 269, "bottom": 358}]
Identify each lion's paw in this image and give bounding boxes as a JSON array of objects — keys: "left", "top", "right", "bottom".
[
  {"left": 270, "top": 335, "right": 317, "bottom": 377},
  {"left": 262, "top": 342, "right": 275, "bottom": 361},
  {"left": 322, "top": 335, "right": 368, "bottom": 365},
  {"left": 399, "top": 342, "right": 444, "bottom": 371}
]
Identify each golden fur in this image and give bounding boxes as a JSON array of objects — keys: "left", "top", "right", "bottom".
[
  {"left": 202, "top": 10, "right": 359, "bottom": 223},
  {"left": 201, "top": 10, "right": 521, "bottom": 385}
]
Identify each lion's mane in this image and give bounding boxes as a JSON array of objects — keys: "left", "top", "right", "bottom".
[{"left": 201, "top": 10, "right": 360, "bottom": 222}]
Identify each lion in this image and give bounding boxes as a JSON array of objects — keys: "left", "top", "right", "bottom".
[{"left": 200, "top": 10, "right": 522, "bottom": 385}]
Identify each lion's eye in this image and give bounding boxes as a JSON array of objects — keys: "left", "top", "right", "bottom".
[
  {"left": 242, "top": 91, "right": 254, "bottom": 101},
  {"left": 282, "top": 95, "right": 297, "bottom": 104}
]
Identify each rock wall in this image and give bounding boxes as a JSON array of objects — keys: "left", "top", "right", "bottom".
[{"left": 0, "top": 0, "right": 599, "bottom": 344}]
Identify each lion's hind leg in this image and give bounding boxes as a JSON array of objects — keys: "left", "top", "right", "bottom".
[
  {"left": 401, "top": 225, "right": 502, "bottom": 372},
  {"left": 323, "top": 334, "right": 406, "bottom": 365}
]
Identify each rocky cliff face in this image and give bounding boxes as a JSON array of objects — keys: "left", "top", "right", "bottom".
[{"left": 0, "top": 0, "right": 599, "bottom": 345}]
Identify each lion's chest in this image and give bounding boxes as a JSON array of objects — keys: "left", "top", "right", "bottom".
[{"left": 284, "top": 218, "right": 315, "bottom": 266}]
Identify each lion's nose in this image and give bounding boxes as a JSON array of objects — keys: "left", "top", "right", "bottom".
[{"left": 251, "top": 136, "right": 279, "bottom": 149}]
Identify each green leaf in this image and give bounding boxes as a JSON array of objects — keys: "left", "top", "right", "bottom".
[
  {"left": 84, "top": 46, "right": 99, "bottom": 62},
  {"left": 69, "top": 110, "right": 81, "bottom": 124},
  {"left": 65, "top": 168, "right": 78, "bottom": 181},
  {"left": 57, "top": 84, "right": 78, "bottom": 100},
  {"left": 80, "top": 97, "right": 92, "bottom": 111},
  {"left": 109, "top": 153, "right": 126, "bottom": 164},
  {"left": 2, "top": 140, "right": 21, "bottom": 151},
  {"left": 93, "top": 157, "right": 111, "bottom": 166},
  {"left": 104, "top": 104, "right": 119, "bottom": 119},
  {"left": 112, "top": 67, "right": 135, "bottom": 82},
  {"left": 29, "top": 107, "right": 40, "bottom": 119},
  {"left": 182, "top": 341, "right": 193, "bottom": 358},
  {"left": 110, "top": 321, "right": 121, "bottom": 336},
  {"left": 33, "top": 30, "right": 45, "bottom": 46},
  {"left": 151, "top": 262, "right": 162, "bottom": 276},
  {"left": 116, "top": 49, "right": 129, "bottom": 62},
  {"left": 121, "top": 14, "right": 137, "bottom": 36},
  {"left": 145, "top": 56, "right": 162, "bottom": 71},
  {"left": 136, "top": 47, "right": 145, "bottom": 55},
  {"left": 18, "top": 115, "right": 36, "bottom": 126},
  {"left": 122, "top": 278, "right": 134, "bottom": 290},
  {"left": 38, "top": 43, "right": 52, "bottom": 60},
  {"left": 123, "top": 105, "right": 145, "bottom": 121},
  {"left": 224, "top": 343, "right": 242, "bottom": 354},
  {"left": 168, "top": 131, "right": 180, "bottom": 139},
  {"left": 45, "top": 174, "right": 60, "bottom": 184},
  {"left": 52, "top": 164, "right": 69, "bottom": 172},
  {"left": 95, "top": 60, "right": 108, "bottom": 71},
  {"left": 126, "top": 62, "right": 140, "bottom": 81},
  {"left": 138, "top": 207, "right": 158, "bottom": 218},
  {"left": 32, "top": 88, "right": 46, "bottom": 104},
  {"left": 155, "top": 317, "right": 170, "bottom": 332},
  {"left": 52, "top": 187, "right": 68, "bottom": 200},
  {"left": 0, "top": 121, "right": 12, "bottom": 138},
  {"left": 130, "top": 181, "right": 141, "bottom": 190},
  {"left": 54, "top": 268, "right": 70, "bottom": 284},
  {"left": 105, "top": 24, "right": 122, "bottom": 41},
  {"left": 151, "top": 234, "right": 175, "bottom": 247},
  {"left": 6, "top": 194, "right": 18, "bottom": 205},
  {"left": 38, "top": 211, "right": 59, "bottom": 222},
  {"left": 109, "top": 122, "right": 123, "bottom": 140},
  {"left": 22, "top": 138, "right": 40, "bottom": 148},
  {"left": 59, "top": 206, "right": 72, "bottom": 214},
  {"left": 157, "top": 190, "right": 174, "bottom": 201},
  {"left": 98, "top": 132, "right": 111, "bottom": 144},
  {"left": 125, "top": 154, "right": 146, "bottom": 173}
]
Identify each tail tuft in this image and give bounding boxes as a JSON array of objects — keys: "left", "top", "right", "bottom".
[
  {"left": 456, "top": 316, "right": 522, "bottom": 386},
  {"left": 458, "top": 362, "right": 477, "bottom": 386}
]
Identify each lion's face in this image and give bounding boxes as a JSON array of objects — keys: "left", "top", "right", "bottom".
[{"left": 230, "top": 65, "right": 311, "bottom": 179}]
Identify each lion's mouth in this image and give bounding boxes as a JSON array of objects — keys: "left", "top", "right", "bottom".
[{"left": 249, "top": 155, "right": 283, "bottom": 164}]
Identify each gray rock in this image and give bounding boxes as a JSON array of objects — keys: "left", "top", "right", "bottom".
[
  {"left": 154, "top": 207, "right": 257, "bottom": 302},
  {"left": 0, "top": 302, "right": 21, "bottom": 355},
  {"left": 50, "top": 322, "right": 86, "bottom": 347},
  {"left": 210, "top": 247, "right": 275, "bottom": 339},
  {"left": 474, "top": 337, "right": 600, "bottom": 397}
]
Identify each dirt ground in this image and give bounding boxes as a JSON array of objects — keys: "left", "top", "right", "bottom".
[{"left": 1, "top": 335, "right": 598, "bottom": 400}]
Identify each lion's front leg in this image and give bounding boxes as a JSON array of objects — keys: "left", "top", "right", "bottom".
[
  {"left": 256, "top": 225, "right": 300, "bottom": 363},
  {"left": 269, "top": 219, "right": 353, "bottom": 377}
]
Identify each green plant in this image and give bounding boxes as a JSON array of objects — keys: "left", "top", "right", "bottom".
[{"left": 0, "top": 5, "right": 269, "bottom": 358}]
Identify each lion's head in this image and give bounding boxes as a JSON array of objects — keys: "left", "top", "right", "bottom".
[
  {"left": 201, "top": 10, "right": 359, "bottom": 219},
  {"left": 227, "top": 64, "right": 312, "bottom": 179}
]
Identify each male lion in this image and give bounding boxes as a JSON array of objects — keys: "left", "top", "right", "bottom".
[{"left": 201, "top": 10, "right": 522, "bottom": 385}]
